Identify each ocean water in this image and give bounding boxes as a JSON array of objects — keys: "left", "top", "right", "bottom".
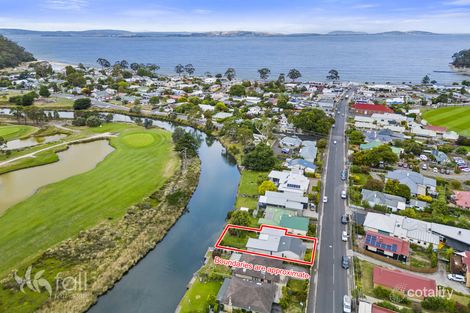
[{"left": 6, "top": 34, "right": 470, "bottom": 84}]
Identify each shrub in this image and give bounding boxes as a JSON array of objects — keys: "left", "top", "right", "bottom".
[
  {"left": 73, "top": 97, "right": 91, "bottom": 110},
  {"left": 417, "top": 194, "right": 433, "bottom": 203}
]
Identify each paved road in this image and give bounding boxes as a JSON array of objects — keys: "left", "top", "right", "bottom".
[{"left": 309, "top": 89, "right": 353, "bottom": 313}]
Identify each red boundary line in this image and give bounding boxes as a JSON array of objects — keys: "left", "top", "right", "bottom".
[{"left": 215, "top": 224, "right": 318, "bottom": 266}]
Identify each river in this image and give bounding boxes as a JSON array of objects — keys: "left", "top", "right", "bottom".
[{"left": 0, "top": 109, "right": 241, "bottom": 312}]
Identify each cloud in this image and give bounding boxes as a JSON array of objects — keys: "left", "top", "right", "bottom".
[
  {"left": 446, "top": 0, "right": 470, "bottom": 5},
  {"left": 193, "top": 9, "right": 212, "bottom": 15},
  {"left": 352, "top": 3, "right": 379, "bottom": 9},
  {"left": 45, "top": 0, "right": 88, "bottom": 10}
]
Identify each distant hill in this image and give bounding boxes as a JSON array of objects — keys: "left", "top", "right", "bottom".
[
  {"left": 0, "top": 28, "right": 451, "bottom": 38},
  {"left": 0, "top": 35, "right": 35, "bottom": 69}
]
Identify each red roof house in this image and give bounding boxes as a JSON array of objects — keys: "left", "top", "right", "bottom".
[
  {"left": 365, "top": 231, "right": 410, "bottom": 262},
  {"left": 425, "top": 125, "right": 448, "bottom": 133},
  {"left": 353, "top": 103, "right": 393, "bottom": 115},
  {"left": 372, "top": 305, "right": 396, "bottom": 313},
  {"left": 373, "top": 267, "right": 436, "bottom": 298},
  {"left": 463, "top": 251, "right": 470, "bottom": 287},
  {"left": 454, "top": 191, "right": 470, "bottom": 209}
]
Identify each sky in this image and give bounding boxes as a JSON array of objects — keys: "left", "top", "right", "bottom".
[{"left": 1, "top": 0, "right": 470, "bottom": 33}]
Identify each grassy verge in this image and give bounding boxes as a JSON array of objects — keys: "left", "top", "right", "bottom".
[{"left": 0, "top": 126, "right": 179, "bottom": 276}]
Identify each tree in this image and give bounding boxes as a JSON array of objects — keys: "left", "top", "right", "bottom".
[
  {"left": 96, "top": 58, "right": 111, "bottom": 69},
  {"left": 175, "top": 64, "right": 184, "bottom": 76},
  {"left": 257, "top": 68, "right": 271, "bottom": 80},
  {"left": 401, "top": 139, "right": 423, "bottom": 156},
  {"left": 287, "top": 68, "right": 302, "bottom": 82},
  {"left": 20, "top": 92, "right": 37, "bottom": 106},
  {"left": 384, "top": 179, "right": 411, "bottom": 199},
  {"left": 352, "top": 145, "right": 398, "bottom": 168},
  {"left": 229, "top": 84, "right": 246, "bottom": 97},
  {"left": 0, "top": 35, "right": 35, "bottom": 69},
  {"left": 452, "top": 49, "right": 470, "bottom": 69},
  {"left": 130, "top": 62, "right": 140, "bottom": 71},
  {"left": 327, "top": 69, "right": 340, "bottom": 81},
  {"left": 172, "top": 127, "right": 200, "bottom": 158},
  {"left": 86, "top": 116, "right": 102, "bottom": 127},
  {"left": 184, "top": 64, "right": 195, "bottom": 76},
  {"left": 292, "top": 108, "right": 334, "bottom": 134},
  {"left": 38, "top": 85, "right": 51, "bottom": 98},
  {"left": 422, "top": 75, "right": 431, "bottom": 85},
  {"left": 242, "top": 144, "right": 276, "bottom": 171},
  {"left": 364, "top": 178, "right": 384, "bottom": 192},
  {"left": 347, "top": 130, "right": 365, "bottom": 145},
  {"left": 225, "top": 68, "right": 236, "bottom": 81},
  {"left": 277, "top": 73, "right": 286, "bottom": 84},
  {"left": 258, "top": 180, "right": 277, "bottom": 195},
  {"left": 119, "top": 60, "right": 129, "bottom": 69},
  {"left": 10, "top": 106, "right": 24, "bottom": 123},
  {"left": 73, "top": 98, "right": 92, "bottom": 110}
]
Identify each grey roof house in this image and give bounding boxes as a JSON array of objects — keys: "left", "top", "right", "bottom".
[
  {"left": 361, "top": 189, "right": 406, "bottom": 212},
  {"left": 386, "top": 169, "right": 436, "bottom": 196},
  {"left": 246, "top": 227, "right": 306, "bottom": 260},
  {"left": 217, "top": 277, "right": 276, "bottom": 313}
]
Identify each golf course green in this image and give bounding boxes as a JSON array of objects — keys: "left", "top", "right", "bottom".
[
  {"left": 0, "top": 126, "right": 179, "bottom": 276},
  {"left": 0, "top": 125, "right": 37, "bottom": 141},
  {"left": 422, "top": 106, "right": 470, "bottom": 136}
]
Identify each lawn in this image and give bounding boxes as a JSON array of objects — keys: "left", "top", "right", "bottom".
[
  {"left": 0, "top": 126, "right": 179, "bottom": 276},
  {"left": 0, "top": 124, "right": 37, "bottom": 141},
  {"left": 179, "top": 280, "right": 222, "bottom": 313},
  {"left": 422, "top": 106, "right": 470, "bottom": 136},
  {"left": 355, "top": 259, "right": 375, "bottom": 295},
  {"left": 235, "top": 170, "right": 268, "bottom": 210}
]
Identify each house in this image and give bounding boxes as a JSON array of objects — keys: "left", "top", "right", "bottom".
[
  {"left": 258, "top": 207, "right": 309, "bottom": 235},
  {"left": 212, "top": 112, "right": 233, "bottom": 120},
  {"left": 364, "top": 231, "right": 410, "bottom": 262},
  {"left": 364, "top": 129, "right": 405, "bottom": 144},
  {"left": 233, "top": 254, "right": 284, "bottom": 284},
  {"left": 373, "top": 267, "right": 436, "bottom": 299},
  {"left": 268, "top": 170, "right": 310, "bottom": 194},
  {"left": 217, "top": 277, "right": 276, "bottom": 313},
  {"left": 299, "top": 140, "right": 317, "bottom": 163},
  {"left": 431, "top": 150, "right": 448, "bottom": 164},
  {"left": 454, "top": 191, "right": 470, "bottom": 209},
  {"left": 385, "top": 170, "right": 436, "bottom": 196},
  {"left": 279, "top": 136, "right": 302, "bottom": 149},
  {"left": 431, "top": 223, "right": 470, "bottom": 252},
  {"left": 285, "top": 159, "right": 316, "bottom": 174},
  {"left": 361, "top": 189, "right": 407, "bottom": 212},
  {"left": 353, "top": 103, "right": 393, "bottom": 116},
  {"left": 363, "top": 213, "right": 440, "bottom": 248},
  {"left": 258, "top": 191, "right": 309, "bottom": 214},
  {"left": 246, "top": 227, "right": 306, "bottom": 260}
]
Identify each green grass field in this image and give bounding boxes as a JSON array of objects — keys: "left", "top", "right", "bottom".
[
  {"left": 235, "top": 170, "right": 268, "bottom": 210},
  {"left": 0, "top": 125, "right": 37, "bottom": 141},
  {"left": 0, "top": 126, "right": 179, "bottom": 276},
  {"left": 178, "top": 280, "right": 222, "bottom": 313},
  {"left": 422, "top": 106, "right": 470, "bottom": 136}
]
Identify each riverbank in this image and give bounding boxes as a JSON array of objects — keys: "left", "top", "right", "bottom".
[{"left": 0, "top": 138, "right": 199, "bottom": 312}]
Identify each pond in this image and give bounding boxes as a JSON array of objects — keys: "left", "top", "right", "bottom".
[
  {"left": 4, "top": 134, "right": 67, "bottom": 150},
  {"left": 0, "top": 140, "right": 114, "bottom": 215}
]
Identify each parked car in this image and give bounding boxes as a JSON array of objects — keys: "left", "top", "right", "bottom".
[
  {"left": 341, "top": 170, "right": 347, "bottom": 181},
  {"left": 341, "top": 215, "right": 348, "bottom": 225},
  {"left": 281, "top": 148, "right": 290, "bottom": 154},
  {"left": 343, "top": 295, "right": 352, "bottom": 313},
  {"left": 422, "top": 164, "right": 428, "bottom": 170},
  {"left": 333, "top": 140, "right": 337, "bottom": 144},
  {"left": 323, "top": 196, "right": 328, "bottom": 203},
  {"left": 341, "top": 190, "right": 347, "bottom": 199},
  {"left": 419, "top": 154, "right": 428, "bottom": 161},
  {"left": 342, "top": 256, "right": 350, "bottom": 269},
  {"left": 433, "top": 167, "right": 438, "bottom": 173},
  {"left": 448, "top": 274, "right": 466, "bottom": 283},
  {"left": 342, "top": 230, "right": 348, "bottom": 241}
]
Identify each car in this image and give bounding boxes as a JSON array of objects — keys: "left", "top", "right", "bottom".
[
  {"left": 433, "top": 167, "right": 438, "bottom": 173},
  {"left": 323, "top": 196, "right": 328, "bottom": 203},
  {"left": 342, "top": 230, "right": 348, "bottom": 241},
  {"left": 462, "top": 168, "right": 470, "bottom": 172},
  {"left": 332, "top": 124, "right": 336, "bottom": 128},
  {"left": 341, "top": 215, "right": 348, "bottom": 224},
  {"left": 281, "top": 148, "right": 290, "bottom": 154},
  {"left": 422, "top": 164, "right": 428, "bottom": 170},
  {"left": 341, "top": 170, "right": 347, "bottom": 181},
  {"left": 333, "top": 140, "right": 337, "bottom": 144},
  {"left": 341, "top": 190, "right": 347, "bottom": 199},
  {"left": 448, "top": 274, "right": 466, "bottom": 283},
  {"left": 342, "top": 256, "right": 350, "bottom": 269},
  {"left": 343, "top": 295, "right": 352, "bottom": 313},
  {"left": 419, "top": 154, "right": 428, "bottom": 161},
  {"left": 403, "top": 163, "right": 408, "bottom": 168}
]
